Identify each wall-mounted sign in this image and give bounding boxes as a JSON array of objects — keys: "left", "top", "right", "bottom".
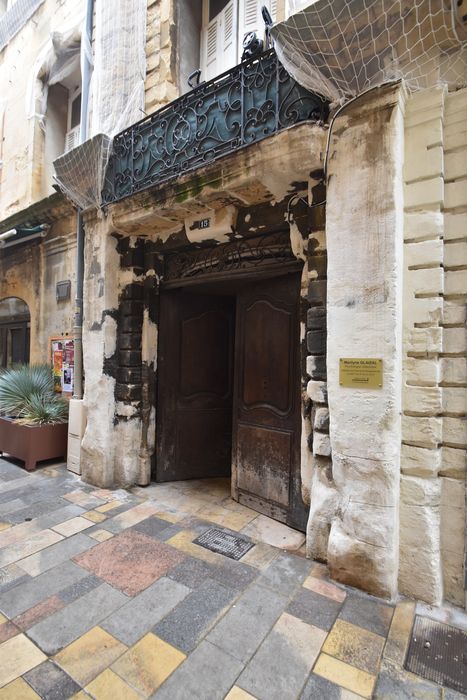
[
  {"left": 339, "top": 358, "right": 383, "bottom": 389},
  {"left": 193, "top": 218, "right": 211, "bottom": 230},
  {"left": 56, "top": 280, "right": 71, "bottom": 302}
]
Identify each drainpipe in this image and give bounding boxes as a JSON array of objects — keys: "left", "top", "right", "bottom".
[{"left": 73, "top": 0, "right": 94, "bottom": 400}]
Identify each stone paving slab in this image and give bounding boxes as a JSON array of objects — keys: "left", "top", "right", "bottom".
[
  {"left": 17, "top": 533, "right": 96, "bottom": 577},
  {"left": 206, "top": 582, "right": 289, "bottom": 664},
  {"left": 101, "top": 576, "right": 191, "bottom": 646},
  {"left": 153, "top": 577, "right": 238, "bottom": 653},
  {"left": 27, "top": 581, "right": 127, "bottom": 655},
  {"left": 236, "top": 612, "right": 326, "bottom": 700},
  {"left": 0, "top": 459, "right": 466, "bottom": 699},
  {"left": 0, "top": 560, "right": 89, "bottom": 618},
  {"left": 23, "top": 660, "right": 81, "bottom": 700}
]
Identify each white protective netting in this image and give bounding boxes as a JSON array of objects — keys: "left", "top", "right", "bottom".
[
  {"left": 27, "top": 25, "right": 82, "bottom": 127},
  {"left": 53, "top": 0, "right": 147, "bottom": 211},
  {"left": 272, "top": 0, "right": 467, "bottom": 105}
]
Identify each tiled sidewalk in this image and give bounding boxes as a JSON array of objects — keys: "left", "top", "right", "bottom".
[{"left": 0, "top": 459, "right": 465, "bottom": 700}]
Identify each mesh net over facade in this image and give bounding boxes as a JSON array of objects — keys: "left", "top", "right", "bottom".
[
  {"left": 53, "top": 0, "right": 146, "bottom": 211},
  {"left": 272, "top": 0, "right": 467, "bottom": 104},
  {"left": 0, "top": 0, "right": 45, "bottom": 53}
]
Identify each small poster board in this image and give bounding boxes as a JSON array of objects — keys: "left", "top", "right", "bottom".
[
  {"left": 339, "top": 358, "right": 383, "bottom": 389},
  {"left": 50, "top": 337, "right": 75, "bottom": 395}
]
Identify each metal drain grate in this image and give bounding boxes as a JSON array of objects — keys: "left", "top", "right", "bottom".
[
  {"left": 193, "top": 528, "right": 254, "bottom": 560},
  {"left": 405, "top": 615, "right": 467, "bottom": 694}
]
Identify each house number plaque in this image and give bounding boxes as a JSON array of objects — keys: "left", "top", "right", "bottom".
[{"left": 339, "top": 358, "right": 383, "bottom": 388}]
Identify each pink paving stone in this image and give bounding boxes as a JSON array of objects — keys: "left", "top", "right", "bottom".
[
  {"left": 73, "top": 530, "right": 185, "bottom": 596},
  {"left": 304, "top": 576, "right": 347, "bottom": 603},
  {"left": 13, "top": 595, "right": 65, "bottom": 631},
  {"left": 0, "top": 621, "right": 19, "bottom": 643}
]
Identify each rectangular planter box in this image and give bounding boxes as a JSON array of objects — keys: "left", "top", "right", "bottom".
[{"left": 0, "top": 417, "right": 68, "bottom": 471}]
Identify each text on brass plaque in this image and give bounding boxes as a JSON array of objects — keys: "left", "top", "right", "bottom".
[{"left": 339, "top": 358, "right": 383, "bottom": 388}]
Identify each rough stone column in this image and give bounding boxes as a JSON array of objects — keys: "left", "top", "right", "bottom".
[
  {"left": 80, "top": 213, "right": 120, "bottom": 488},
  {"left": 325, "top": 84, "right": 405, "bottom": 599}
]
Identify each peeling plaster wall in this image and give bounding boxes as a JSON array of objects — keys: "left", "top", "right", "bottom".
[
  {"left": 401, "top": 86, "right": 467, "bottom": 608},
  {"left": 81, "top": 218, "right": 162, "bottom": 489},
  {"left": 325, "top": 84, "right": 405, "bottom": 600},
  {"left": 81, "top": 213, "right": 120, "bottom": 488},
  {"left": 81, "top": 124, "right": 327, "bottom": 508}
]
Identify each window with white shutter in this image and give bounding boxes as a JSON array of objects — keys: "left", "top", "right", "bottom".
[
  {"left": 201, "top": 0, "right": 275, "bottom": 81},
  {"left": 222, "top": 1, "right": 237, "bottom": 73},
  {"left": 238, "top": 0, "right": 276, "bottom": 62},
  {"left": 64, "top": 87, "right": 81, "bottom": 154},
  {"left": 202, "top": 14, "right": 221, "bottom": 80},
  {"left": 201, "top": 0, "right": 237, "bottom": 81}
]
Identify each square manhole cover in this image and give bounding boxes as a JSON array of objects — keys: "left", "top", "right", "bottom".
[
  {"left": 405, "top": 615, "right": 467, "bottom": 694},
  {"left": 193, "top": 528, "right": 254, "bottom": 560}
]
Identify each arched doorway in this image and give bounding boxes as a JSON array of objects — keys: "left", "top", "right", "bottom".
[{"left": 0, "top": 298, "right": 30, "bottom": 368}]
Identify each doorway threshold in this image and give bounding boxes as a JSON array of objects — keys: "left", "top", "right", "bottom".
[{"left": 131, "top": 478, "right": 306, "bottom": 554}]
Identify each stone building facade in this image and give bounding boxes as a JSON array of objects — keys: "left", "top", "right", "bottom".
[
  {"left": 0, "top": 0, "right": 466, "bottom": 609},
  {"left": 0, "top": 0, "right": 80, "bottom": 366}
]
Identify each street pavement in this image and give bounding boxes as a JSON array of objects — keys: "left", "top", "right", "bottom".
[{"left": 0, "top": 458, "right": 465, "bottom": 699}]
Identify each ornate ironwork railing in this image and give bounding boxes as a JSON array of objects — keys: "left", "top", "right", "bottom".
[{"left": 102, "top": 49, "right": 328, "bottom": 205}]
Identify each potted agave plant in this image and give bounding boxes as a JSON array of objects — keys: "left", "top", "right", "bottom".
[{"left": 0, "top": 364, "right": 69, "bottom": 471}]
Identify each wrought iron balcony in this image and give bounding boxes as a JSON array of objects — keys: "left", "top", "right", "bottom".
[{"left": 102, "top": 49, "right": 328, "bottom": 206}]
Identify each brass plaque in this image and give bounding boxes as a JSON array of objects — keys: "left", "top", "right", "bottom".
[{"left": 339, "top": 358, "right": 383, "bottom": 389}]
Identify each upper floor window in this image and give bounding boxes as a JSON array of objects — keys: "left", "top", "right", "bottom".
[
  {"left": 201, "top": 0, "right": 277, "bottom": 81},
  {"left": 65, "top": 87, "right": 81, "bottom": 153}
]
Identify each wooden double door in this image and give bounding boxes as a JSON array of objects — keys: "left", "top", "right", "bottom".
[{"left": 155, "top": 270, "right": 307, "bottom": 531}]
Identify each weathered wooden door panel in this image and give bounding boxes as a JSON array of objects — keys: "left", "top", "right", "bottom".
[
  {"left": 156, "top": 290, "right": 235, "bottom": 482},
  {"left": 236, "top": 424, "right": 291, "bottom": 506},
  {"left": 233, "top": 272, "right": 307, "bottom": 531}
]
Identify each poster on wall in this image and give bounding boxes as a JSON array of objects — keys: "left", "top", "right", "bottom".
[
  {"left": 50, "top": 337, "right": 74, "bottom": 395},
  {"left": 62, "top": 367, "right": 73, "bottom": 393}
]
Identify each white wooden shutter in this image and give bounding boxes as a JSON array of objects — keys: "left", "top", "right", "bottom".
[
  {"left": 238, "top": 0, "right": 276, "bottom": 61},
  {"left": 201, "top": 0, "right": 237, "bottom": 81},
  {"left": 64, "top": 125, "right": 80, "bottom": 153},
  {"left": 221, "top": 1, "right": 237, "bottom": 74},
  {"left": 202, "top": 13, "right": 220, "bottom": 81},
  {"left": 238, "top": 0, "right": 261, "bottom": 61}
]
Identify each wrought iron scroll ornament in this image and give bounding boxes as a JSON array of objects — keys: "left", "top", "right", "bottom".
[
  {"left": 164, "top": 232, "right": 296, "bottom": 283},
  {"left": 102, "top": 50, "right": 328, "bottom": 205}
]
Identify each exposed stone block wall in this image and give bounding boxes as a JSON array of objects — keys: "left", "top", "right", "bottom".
[
  {"left": 304, "top": 219, "right": 335, "bottom": 562},
  {"left": 401, "top": 86, "right": 467, "bottom": 607},
  {"left": 145, "top": 0, "right": 178, "bottom": 113}
]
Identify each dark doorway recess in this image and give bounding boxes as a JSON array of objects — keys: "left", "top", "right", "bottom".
[
  {"left": 0, "top": 298, "right": 30, "bottom": 368},
  {"left": 156, "top": 239, "right": 307, "bottom": 532}
]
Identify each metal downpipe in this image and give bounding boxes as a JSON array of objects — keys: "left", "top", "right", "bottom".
[{"left": 73, "top": 0, "right": 93, "bottom": 400}]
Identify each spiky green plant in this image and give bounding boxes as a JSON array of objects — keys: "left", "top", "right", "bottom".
[
  {"left": 0, "top": 364, "right": 68, "bottom": 424},
  {"left": 17, "top": 393, "right": 69, "bottom": 425}
]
